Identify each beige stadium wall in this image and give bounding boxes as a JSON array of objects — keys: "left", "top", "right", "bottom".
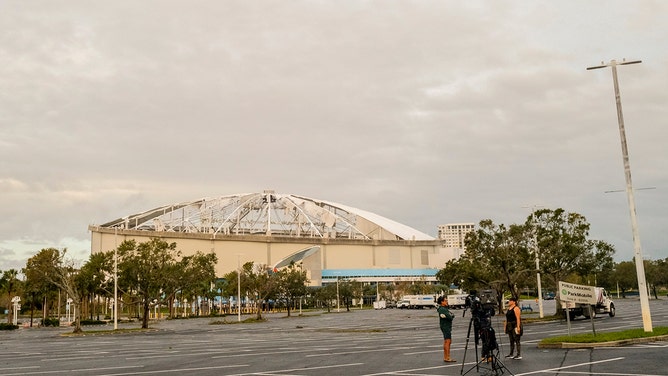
[
  {"left": 90, "top": 228, "right": 323, "bottom": 277},
  {"left": 369, "top": 245, "right": 436, "bottom": 269},
  {"left": 89, "top": 226, "right": 442, "bottom": 285}
]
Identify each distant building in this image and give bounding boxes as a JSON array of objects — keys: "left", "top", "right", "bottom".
[
  {"left": 437, "top": 223, "right": 475, "bottom": 259},
  {"left": 89, "top": 190, "right": 447, "bottom": 288}
]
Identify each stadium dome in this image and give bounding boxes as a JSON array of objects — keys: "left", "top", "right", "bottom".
[{"left": 89, "top": 190, "right": 446, "bottom": 286}]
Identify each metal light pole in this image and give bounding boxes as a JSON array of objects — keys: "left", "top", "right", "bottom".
[
  {"left": 336, "top": 277, "right": 340, "bottom": 313},
  {"left": 237, "top": 254, "right": 242, "bottom": 322},
  {"left": 114, "top": 227, "right": 118, "bottom": 330},
  {"left": 587, "top": 58, "right": 653, "bottom": 332},
  {"left": 534, "top": 246, "right": 544, "bottom": 319},
  {"left": 523, "top": 205, "right": 544, "bottom": 318}
]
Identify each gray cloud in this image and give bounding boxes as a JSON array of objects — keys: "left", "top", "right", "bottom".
[{"left": 1, "top": 1, "right": 666, "bottom": 270}]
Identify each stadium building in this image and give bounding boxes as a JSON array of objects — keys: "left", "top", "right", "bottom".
[{"left": 89, "top": 190, "right": 450, "bottom": 286}]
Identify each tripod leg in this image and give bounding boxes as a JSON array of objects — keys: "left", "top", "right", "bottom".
[
  {"left": 460, "top": 318, "right": 482, "bottom": 375},
  {"left": 490, "top": 349, "right": 514, "bottom": 376},
  {"left": 460, "top": 318, "right": 473, "bottom": 374}
]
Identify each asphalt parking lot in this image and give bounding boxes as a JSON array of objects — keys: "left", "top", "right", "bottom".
[{"left": 1, "top": 298, "right": 667, "bottom": 376}]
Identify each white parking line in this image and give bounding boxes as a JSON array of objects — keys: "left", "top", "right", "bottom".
[
  {"left": 514, "top": 357, "right": 625, "bottom": 376},
  {"left": 96, "top": 364, "right": 248, "bottom": 376},
  {"left": 306, "top": 346, "right": 413, "bottom": 357},
  {"left": 0, "top": 366, "right": 40, "bottom": 371},
  {"left": 359, "top": 362, "right": 465, "bottom": 376},
  {"left": 535, "top": 373, "right": 667, "bottom": 376},
  {"left": 0, "top": 365, "right": 144, "bottom": 376},
  {"left": 210, "top": 348, "right": 324, "bottom": 359},
  {"left": 245, "top": 362, "right": 365, "bottom": 375}
]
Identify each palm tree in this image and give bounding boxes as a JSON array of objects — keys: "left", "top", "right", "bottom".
[{"left": 1, "top": 269, "right": 21, "bottom": 324}]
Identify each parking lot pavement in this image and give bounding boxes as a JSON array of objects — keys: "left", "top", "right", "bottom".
[{"left": 1, "top": 298, "right": 667, "bottom": 375}]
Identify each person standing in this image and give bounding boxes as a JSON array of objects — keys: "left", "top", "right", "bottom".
[
  {"left": 504, "top": 297, "right": 523, "bottom": 359},
  {"left": 437, "top": 296, "right": 456, "bottom": 362}
]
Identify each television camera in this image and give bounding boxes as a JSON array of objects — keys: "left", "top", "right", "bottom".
[{"left": 461, "top": 289, "right": 510, "bottom": 375}]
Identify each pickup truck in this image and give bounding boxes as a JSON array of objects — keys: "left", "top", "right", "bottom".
[{"left": 397, "top": 300, "right": 411, "bottom": 309}]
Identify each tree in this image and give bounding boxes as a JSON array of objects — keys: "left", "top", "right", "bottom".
[
  {"left": 337, "top": 279, "right": 355, "bottom": 311},
  {"left": 407, "top": 276, "right": 433, "bottom": 295},
  {"left": 239, "top": 261, "right": 280, "bottom": 320},
  {"left": 649, "top": 258, "right": 668, "bottom": 298},
  {"left": 644, "top": 258, "right": 668, "bottom": 299},
  {"left": 116, "top": 238, "right": 181, "bottom": 329},
  {"left": 276, "top": 262, "right": 308, "bottom": 317},
  {"left": 437, "top": 219, "right": 533, "bottom": 311},
  {"left": 379, "top": 281, "right": 396, "bottom": 302},
  {"left": 163, "top": 251, "right": 218, "bottom": 317},
  {"left": 213, "top": 278, "right": 229, "bottom": 314},
  {"left": 23, "top": 248, "right": 86, "bottom": 332},
  {"left": 77, "top": 252, "right": 113, "bottom": 320},
  {"left": 115, "top": 238, "right": 216, "bottom": 326},
  {"left": 313, "top": 284, "right": 337, "bottom": 312},
  {"left": 1, "top": 269, "right": 22, "bottom": 324},
  {"left": 580, "top": 240, "right": 616, "bottom": 289},
  {"left": 393, "top": 278, "right": 413, "bottom": 299},
  {"left": 23, "top": 248, "right": 61, "bottom": 327},
  {"left": 221, "top": 269, "right": 240, "bottom": 308},
  {"left": 613, "top": 260, "right": 637, "bottom": 298},
  {"left": 526, "top": 208, "right": 615, "bottom": 315}
]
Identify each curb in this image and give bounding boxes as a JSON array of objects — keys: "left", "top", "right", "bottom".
[{"left": 538, "top": 334, "right": 668, "bottom": 349}]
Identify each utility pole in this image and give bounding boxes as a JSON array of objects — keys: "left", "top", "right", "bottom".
[
  {"left": 114, "top": 227, "right": 118, "bottom": 330},
  {"left": 523, "top": 205, "right": 544, "bottom": 318},
  {"left": 587, "top": 59, "right": 652, "bottom": 332},
  {"left": 237, "top": 254, "right": 242, "bottom": 322}
]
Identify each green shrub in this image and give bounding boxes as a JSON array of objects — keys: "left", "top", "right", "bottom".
[
  {"left": 79, "top": 319, "right": 106, "bottom": 326},
  {"left": 0, "top": 323, "right": 19, "bottom": 330},
  {"left": 42, "top": 318, "right": 60, "bottom": 327}
]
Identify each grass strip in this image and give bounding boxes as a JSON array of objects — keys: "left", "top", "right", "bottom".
[{"left": 540, "top": 326, "right": 668, "bottom": 344}]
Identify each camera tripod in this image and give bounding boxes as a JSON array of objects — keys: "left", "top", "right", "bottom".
[{"left": 460, "top": 314, "right": 513, "bottom": 376}]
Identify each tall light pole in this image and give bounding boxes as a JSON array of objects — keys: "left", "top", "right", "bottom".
[
  {"left": 336, "top": 277, "right": 340, "bottom": 313},
  {"left": 237, "top": 254, "right": 242, "bottom": 322},
  {"left": 523, "top": 205, "right": 544, "bottom": 318},
  {"left": 533, "top": 239, "right": 544, "bottom": 319},
  {"left": 587, "top": 58, "right": 652, "bottom": 332},
  {"left": 114, "top": 227, "right": 118, "bottom": 330}
]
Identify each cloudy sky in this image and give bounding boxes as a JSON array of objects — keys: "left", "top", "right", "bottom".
[{"left": 2, "top": 1, "right": 666, "bottom": 271}]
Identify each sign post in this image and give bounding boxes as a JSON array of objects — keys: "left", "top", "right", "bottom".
[{"left": 559, "top": 281, "right": 597, "bottom": 336}]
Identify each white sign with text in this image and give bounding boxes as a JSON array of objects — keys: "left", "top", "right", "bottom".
[{"left": 558, "top": 281, "right": 596, "bottom": 305}]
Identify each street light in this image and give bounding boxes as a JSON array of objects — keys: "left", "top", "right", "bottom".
[
  {"left": 587, "top": 58, "right": 653, "bottom": 332},
  {"left": 237, "top": 254, "right": 242, "bottom": 322},
  {"left": 524, "top": 205, "right": 544, "bottom": 318},
  {"left": 533, "top": 238, "right": 544, "bottom": 319},
  {"left": 336, "top": 277, "right": 340, "bottom": 313},
  {"left": 114, "top": 227, "right": 118, "bottom": 330}
]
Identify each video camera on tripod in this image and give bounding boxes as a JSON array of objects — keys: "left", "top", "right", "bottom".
[
  {"left": 460, "top": 289, "right": 511, "bottom": 375},
  {"left": 463, "top": 289, "right": 497, "bottom": 319}
]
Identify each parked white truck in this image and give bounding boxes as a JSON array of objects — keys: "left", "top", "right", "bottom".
[
  {"left": 397, "top": 295, "right": 437, "bottom": 309},
  {"left": 447, "top": 294, "right": 469, "bottom": 309},
  {"left": 561, "top": 287, "right": 615, "bottom": 320}
]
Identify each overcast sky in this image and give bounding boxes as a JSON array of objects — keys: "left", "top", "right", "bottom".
[{"left": 1, "top": 1, "right": 666, "bottom": 271}]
